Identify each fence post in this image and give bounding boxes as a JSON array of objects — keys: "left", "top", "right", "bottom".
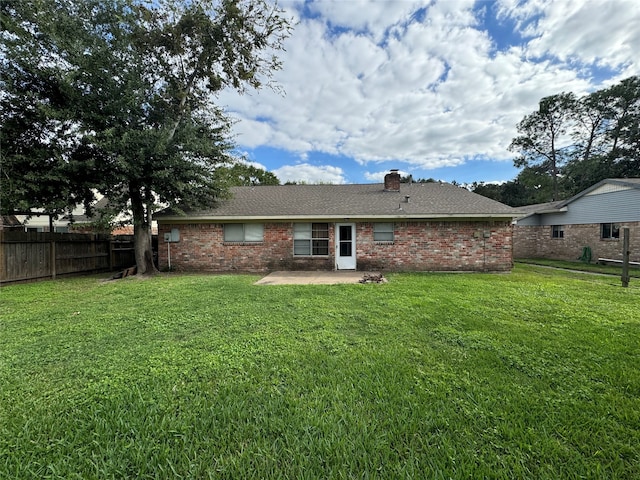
[
  {"left": 621, "top": 227, "right": 630, "bottom": 288},
  {"left": 109, "top": 237, "right": 114, "bottom": 271},
  {"left": 0, "top": 230, "right": 5, "bottom": 282},
  {"left": 50, "top": 239, "right": 57, "bottom": 280},
  {"left": 91, "top": 234, "right": 97, "bottom": 271}
]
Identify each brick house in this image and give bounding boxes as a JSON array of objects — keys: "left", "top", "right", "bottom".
[
  {"left": 513, "top": 178, "right": 640, "bottom": 262},
  {"left": 155, "top": 170, "right": 519, "bottom": 273}
]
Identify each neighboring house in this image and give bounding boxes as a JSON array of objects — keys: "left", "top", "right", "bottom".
[
  {"left": 13, "top": 212, "right": 71, "bottom": 232},
  {"left": 13, "top": 197, "right": 111, "bottom": 233},
  {"left": 513, "top": 178, "right": 640, "bottom": 262},
  {"left": 14, "top": 196, "right": 157, "bottom": 235},
  {"left": 155, "top": 170, "right": 519, "bottom": 273},
  {"left": 0, "top": 215, "right": 22, "bottom": 230}
]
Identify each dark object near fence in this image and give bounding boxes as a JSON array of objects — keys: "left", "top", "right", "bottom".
[
  {"left": 578, "top": 246, "right": 592, "bottom": 263},
  {"left": 110, "top": 266, "right": 137, "bottom": 280},
  {"left": 359, "top": 273, "right": 386, "bottom": 284}
]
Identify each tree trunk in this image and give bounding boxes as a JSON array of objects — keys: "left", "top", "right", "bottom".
[
  {"left": 550, "top": 136, "right": 559, "bottom": 201},
  {"left": 133, "top": 220, "right": 156, "bottom": 275},
  {"left": 130, "top": 184, "right": 157, "bottom": 275}
]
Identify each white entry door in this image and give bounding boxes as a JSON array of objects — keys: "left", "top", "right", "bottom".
[{"left": 336, "top": 223, "right": 356, "bottom": 270}]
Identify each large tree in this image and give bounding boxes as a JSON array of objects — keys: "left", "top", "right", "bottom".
[
  {"left": 509, "top": 93, "right": 577, "bottom": 201},
  {"left": 562, "top": 76, "right": 640, "bottom": 195},
  {"left": 599, "top": 76, "right": 640, "bottom": 178},
  {"left": 1, "top": 0, "right": 290, "bottom": 273},
  {"left": 474, "top": 77, "right": 640, "bottom": 206}
]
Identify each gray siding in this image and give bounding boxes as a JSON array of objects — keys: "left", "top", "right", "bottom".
[
  {"left": 530, "top": 189, "right": 640, "bottom": 226},
  {"left": 517, "top": 215, "right": 544, "bottom": 226}
]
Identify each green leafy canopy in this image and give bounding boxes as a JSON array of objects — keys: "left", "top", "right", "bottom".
[
  {"left": 474, "top": 77, "right": 640, "bottom": 206},
  {"left": 1, "top": 0, "right": 291, "bottom": 272}
]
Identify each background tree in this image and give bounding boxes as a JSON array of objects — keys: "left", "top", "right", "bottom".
[
  {"left": 472, "top": 78, "right": 640, "bottom": 206},
  {"left": 601, "top": 76, "right": 640, "bottom": 179},
  {"left": 0, "top": 0, "right": 96, "bottom": 220},
  {"left": 1, "top": 0, "right": 291, "bottom": 274},
  {"left": 400, "top": 174, "right": 436, "bottom": 183},
  {"left": 213, "top": 162, "right": 280, "bottom": 186},
  {"left": 509, "top": 93, "right": 577, "bottom": 202},
  {"left": 562, "top": 77, "right": 640, "bottom": 195}
]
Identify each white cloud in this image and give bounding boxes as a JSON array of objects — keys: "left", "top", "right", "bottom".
[
  {"left": 306, "top": 0, "right": 433, "bottom": 42},
  {"left": 498, "top": 0, "right": 640, "bottom": 78},
  {"left": 272, "top": 163, "right": 347, "bottom": 184},
  {"left": 240, "top": 158, "right": 268, "bottom": 171},
  {"left": 364, "top": 169, "right": 408, "bottom": 182},
  {"left": 220, "top": 0, "right": 638, "bottom": 173}
]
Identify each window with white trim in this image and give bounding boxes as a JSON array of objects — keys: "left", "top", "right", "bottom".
[
  {"left": 374, "top": 222, "right": 394, "bottom": 242},
  {"left": 601, "top": 223, "right": 619, "bottom": 239},
  {"left": 224, "top": 223, "right": 264, "bottom": 242},
  {"left": 551, "top": 225, "right": 564, "bottom": 238},
  {"left": 294, "top": 223, "right": 329, "bottom": 256}
]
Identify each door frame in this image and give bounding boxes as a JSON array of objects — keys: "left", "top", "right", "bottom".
[{"left": 335, "top": 223, "right": 356, "bottom": 270}]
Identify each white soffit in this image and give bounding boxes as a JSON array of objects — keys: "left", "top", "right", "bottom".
[{"left": 585, "top": 183, "right": 631, "bottom": 196}]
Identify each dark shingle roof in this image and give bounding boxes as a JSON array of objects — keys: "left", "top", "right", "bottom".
[{"left": 156, "top": 182, "right": 518, "bottom": 221}]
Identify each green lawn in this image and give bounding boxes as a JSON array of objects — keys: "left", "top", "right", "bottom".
[
  {"left": 517, "top": 258, "right": 640, "bottom": 278},
  {"left": 1, "top": 265, "right": 639, "bottom": 479}
]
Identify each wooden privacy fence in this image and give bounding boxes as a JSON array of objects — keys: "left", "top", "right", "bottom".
[{"left": 0, "top": 231, "right": 136, "bottom": 284}]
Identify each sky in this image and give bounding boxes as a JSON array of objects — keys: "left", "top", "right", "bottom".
[{"left": 218, "top": 0, "right": 640, "bottom": 185}]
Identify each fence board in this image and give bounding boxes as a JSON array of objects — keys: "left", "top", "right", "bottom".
[{"left": 0, "top": 231, "right": 137, "bottom": 284}]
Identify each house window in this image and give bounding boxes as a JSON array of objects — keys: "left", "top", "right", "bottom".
[
  {"left": 374, "top": 222, "right": 394, "bottom": 242},
  {"left": 551, "top": 225, "right": 564, "bottom": 238},
  {"left": 224, "top": 223, "right": 264, "bottom": 242},
  {"left": 601, "top": 223, "right": 620, "bottom": 240},
  {"left": 294, "top": 223, "right": 329, "bottom": 256}
]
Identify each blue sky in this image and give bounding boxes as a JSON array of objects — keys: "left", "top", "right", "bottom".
[{"left": 219, "top": 0, "right": 640, "bottom": 185}]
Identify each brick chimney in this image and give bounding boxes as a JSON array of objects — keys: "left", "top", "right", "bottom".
[{"left": 384, "top": 169, "right": 401, "bottom": 192}]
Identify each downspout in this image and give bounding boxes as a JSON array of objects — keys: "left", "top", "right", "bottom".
[{"left": 167, "top": 238, "right": 171, "bottom": 271}]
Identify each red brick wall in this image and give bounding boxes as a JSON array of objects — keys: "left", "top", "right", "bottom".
[
  {"left": 513, "top": 222, "right": 640, "bottom": 262},
  {"left": 158, "top": 222, "right": 333, "bottom": 272},
  {"left": 158, "top": 220, "right": 514, "bottom": 273},
  {"left": 356, "top": 221, "right": 513, "bottom": 272}
]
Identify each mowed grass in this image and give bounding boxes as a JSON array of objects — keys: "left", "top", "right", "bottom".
[
  {"left": 517, "top": 258, "right": 640, "bottom": 278},
  {"left": 1, "top": 265, "right": 639, "bottom": 479}
]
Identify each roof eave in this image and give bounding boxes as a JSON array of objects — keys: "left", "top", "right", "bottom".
[
  {"left": 513, "top": 206, "right": 567, "bottom": 222},
  {"left": 556, "top": 178, "right": 640, "bottom": 207},
  {"left": 156, "top": 213, "right": 518, "bottom": 223},
  {"left": 532, "top": 206, "right": 568, "bottom": 215}
]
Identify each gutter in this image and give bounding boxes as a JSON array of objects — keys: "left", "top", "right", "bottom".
[
  {"left": 156, "top": 213, "right": 518, "bottom": 223},
  {"left": 513, "top": 206, "right": 568, "bottom": 223}
]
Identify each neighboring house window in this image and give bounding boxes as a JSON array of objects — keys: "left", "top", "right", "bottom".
[
  {"left": 224, "top": 223, "right": 264, "bottom": 242},
  {"left": 374, "top": 222, "right": 394, "bottom": 242},
  {"left": 601, "top": 223, "right": 620, "bottom": 240},
  {"left": 294, "top": 223, "right": 329, "bottom": 256},
  {"left": 551, "top": 225, "right": 564, "bottom": 238}
]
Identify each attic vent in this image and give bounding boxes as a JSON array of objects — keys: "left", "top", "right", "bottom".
[
  {"left": 404, "top": 195, "right": 410, "bottom": 203},
  {"left": 384, "top": 169, "right": 401, "bottom": 192}
]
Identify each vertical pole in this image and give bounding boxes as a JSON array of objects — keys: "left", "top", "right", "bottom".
[
  {"left": 0, "top": 229, "right": 5, "bottom": 283},
  {"left": 109, "top": 237, "right": 114, "bottom": 271},
  {"left": 50, "top": 240, "right": 57, "bottom": 280},
  {"left": 621, "top": 227, "right": 630, "bottom": 288},
  {"left": 167, "top": 240, "right": 171, "bottom": 270},
  {"left": 91, "top": 234, "right": 96, "bottom": 271}
]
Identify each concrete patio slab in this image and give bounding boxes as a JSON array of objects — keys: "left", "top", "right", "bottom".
[{"left": 254, "top": 271, "right": 382, "bottom": 285}]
